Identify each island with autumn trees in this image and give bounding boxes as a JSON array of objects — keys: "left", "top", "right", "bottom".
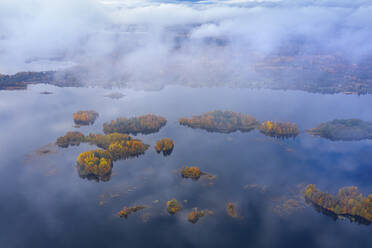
[
  {"left": 103, "top": 114, "right": 167, "bottom": 135},
  {"left": 84, "top": 133, "right": 132, "bottom": 149},
  {"left": 56, "top": 131, "right": 149, "bottom": 181},
  {"left": 118, "top": 205, "right": 147, "bottom": 218},
  {"left": 85, "top": 133, "right": 149, "bottom": 160},
  {"left": 166, "top": 199, "right": 182, "bottom": 214},
  {"left": 307, "top": 119, "right": 372, "bottom": 141},
  {"left": 187, "top": 208, "right": 205, "bottom": 224},
  {"left": 226, "top": 202, "right": 240, "bottom": 218},
  {"left": 73, "top": 110, "right": 99, "bottom": 126},
  {"left": 155, "top": 138, "right": 174, "bottom": 156},
  {"left": 303, "top": 184, "right": 372, "bottom": 225},
  {"left": 179, "top": 110, "right": 259, "bottom": 133},
  {"left": 57, "top": 132, "right": 149, "bottom": 158},
  {"left": 259, "top": 121, "right": 299, "bottom": 138},
  {"left": 56, "top": 131, "right": 85, "bottom": 148},
  {"left": 181, "top": 166, "right": 202, "bottom": 180},
  {"left": 77, "top": 149, "right": 113, "bottom": 182}
]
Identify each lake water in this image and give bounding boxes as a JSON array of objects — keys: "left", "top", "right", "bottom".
[{"left": 0, "top": 85, "right": 371, "bottom": 248}]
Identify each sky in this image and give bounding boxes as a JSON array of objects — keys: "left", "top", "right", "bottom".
[{"left": 0, "top": 0, "right": 371, "bottom": 87}]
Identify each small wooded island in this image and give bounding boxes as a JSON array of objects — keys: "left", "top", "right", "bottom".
[
  {"left": 118, "top": 205, "right": 147, "bottom": 218},
  {"left": 103, "top": 114, "right": 167, "bottom": 135},
  {"left": 259, "top": 121, "right": 299, "bottom": 138},
  {"left": 85, "top": 133, "right": 133, "bottom": 149},
  {"left": 73, "top": 110, "right": 99, "bottom": 126},
  {"left": 226, "top": 202, "right": 239, "bottom": 218},
  {"left": 56, "top": 132, "right": 149, "bottom": 181},
  {"left": 179, "top": 110, "right": 259, "bottom": 133},
  {"left": 56, "top": 131, "right": 85, "bottom": 148},
  {"left": 166, "top": 199, "right": 182, "bottom": 214},
  {"left": 303, "top": 184, "right": 372, "bottom": 224},
  {"left": 187, "top": 208, "right": 205, "bottom": 224},
  {"left": 181, "top": 166, "right": 201, "bottom": 180},
  {"left": 77, "top": 149, "right": 113, "bottom": 182},
  {"left": 57, "top": 132, "right": 149, "bottom": 160},
  {"left": 86, "top": 133, "right": 149, "bottom": 160},
  {"left": 155, "top": 138, "right": 174, "bottom": 156},
  {"left": 307, "top": 119, "right": 372, "bottom": 141}
]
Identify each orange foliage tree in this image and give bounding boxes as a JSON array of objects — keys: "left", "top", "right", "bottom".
[
  {"left": 56, "top": 131, "right": 85, "bottom": 148},
  {"left": 179, "top": 110, "right": 258, "bottom": 133},
  {"left": 259, "top": 121, "right": 299, "bottom": 138},
  {"left": 155, "top": 138, "right": 174, "bottom": 156},
  {"left": 103, "top": 114, "right": 167, "bottom": 135},
  {"left": 76, "top": 149, "right": 113, "bottom": 182},
  {"left": 304, "top": 184, "right": 372, "bottom": 224},
  {"left": 73, "top": 110, "right": 99, "bottom": 125},
  {"left": 181, "top": 166, "right": 201, "bottom": 180}
]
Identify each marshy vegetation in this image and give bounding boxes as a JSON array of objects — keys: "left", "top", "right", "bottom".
[{"left": 118, "top": 205, "right": 147, "bottom": 218}]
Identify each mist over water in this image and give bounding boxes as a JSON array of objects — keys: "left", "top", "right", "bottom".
[
  {"left": 1, "top": 1, "right": 372, "bottom": 247},
  {"left": 1, "top": 0, "right": 372, "bottom": 89}
]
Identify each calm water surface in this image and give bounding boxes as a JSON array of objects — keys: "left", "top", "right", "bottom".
[{"left": 0, "top": 85, "right": 371, "bottom": 248}]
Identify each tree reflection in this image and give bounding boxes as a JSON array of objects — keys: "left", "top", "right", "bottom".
[{"left": 304, "top": 184, "right": 372, "bottom": 225}]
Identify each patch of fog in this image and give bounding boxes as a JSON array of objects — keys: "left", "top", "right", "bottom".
[{"left": 1, "top": 0, "right": 372, "bottom": 89}]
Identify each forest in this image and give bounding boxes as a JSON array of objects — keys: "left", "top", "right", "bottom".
[
  {"left": 89, "top": 133, "right": 148, "bottom": 159},
  {"left": 179, "top": 110, "right": 259, "bottom": 133},
  {"left": 187, "top": 208, "right": 205, "bottom": 224},
  {"left": 307, "top": 119, "right": 372, "bottom": 141},
  {"left": 303, "top": 184, "right": 372, "bottom": 224},
  {"left": 56, "top": 131, "right": 85, "bottom": 148},
  {"left": 103, "top": 114, "right": 167, "bottom": 135},
  {"left": 155, "top": 138, "right": 174, "bottom": 156},
  {"left": 0, "top": 70, "right": 81, "bottom": 90},
  {"left": 2, "top": 54, "right": 372, "bottom": 95},
  {"left": 73, "top": 110, "right": 99, "bottom": 126},
  {"left": 85, "top": 133, "right": 133, "bottom": 149},
  {"left": 259, "top": 121, "right": 299, "bottom": 138},
  {"left": 56, "top": 131, "right": 149, "bottom": 181},
  {"left": 181, "top": 166, "right": 201, "bottom": 180},
  {"left": 76, "top": 149, "right": 113, "bottom": 182},
  {"left": 57, "top": 132, "right": 149, "bottom": 160},
  {"left": 107, "top": 139, "right": 149, "bottom": 161},
  {"left": 166, "top": 199, "right": 182, "bottom": 214}
]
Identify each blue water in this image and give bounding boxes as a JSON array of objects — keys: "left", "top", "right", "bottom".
[{"left": 0, "top": 85, "right": 371, "bottom": 248}]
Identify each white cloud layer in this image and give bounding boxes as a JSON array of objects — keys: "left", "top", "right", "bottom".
[{"left": 0, "top": 0, "right": 372, "bottom": 87}]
